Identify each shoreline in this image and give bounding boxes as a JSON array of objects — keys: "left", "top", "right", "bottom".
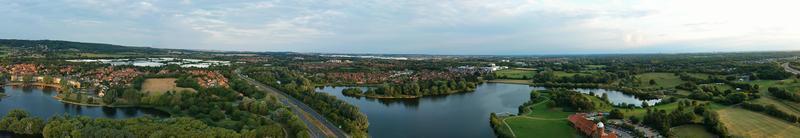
[{"left": 5, "top": 82, "right": 64, "bottom": 89}]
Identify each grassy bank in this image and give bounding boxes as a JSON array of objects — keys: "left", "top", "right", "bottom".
[{"left": 497, "top": 96, "right": 580, "bottom": 138}]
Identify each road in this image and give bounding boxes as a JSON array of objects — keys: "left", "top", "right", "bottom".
[
  {"left": 782, "top": 63, "right": 800, "bottom": 75},
  {"left": 235, "top": 69, "right": 348, "bottom": 138}
]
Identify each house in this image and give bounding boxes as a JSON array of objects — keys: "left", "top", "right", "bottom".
[{"left": 568, "top": 113, "right": 618, "bottom": 138}]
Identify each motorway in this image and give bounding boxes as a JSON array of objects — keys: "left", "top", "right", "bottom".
[
  {"left": 782, "top": 63, "right": 800, "bottom": 75},
  {"left": 235, "top": 69, "right": 348, "bottom": 138}
]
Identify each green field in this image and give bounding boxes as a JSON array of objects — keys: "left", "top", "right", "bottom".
[
  {"left": 502, "top": 98, "right": 579, "bottom": 138},
  {"left": 670, "top": 125, "right": 716, "bottom": 138},
  {"left": 635, "top": 73, "right": 685, "bottom": 89},
  {"left": 495, "top": 69, "right": 535, "bottom": 80},
  {"left": 505, "top": 117, "right": 577, "bottom": 138},
  {"left": 749, "top": 79, "right": 800, "bottom": 93},
  {"left": 718, "top": 107, "right": 800, "bottom": 137},
  {"left": 752, "top": 97, "right": 800, "bottom": 117}
]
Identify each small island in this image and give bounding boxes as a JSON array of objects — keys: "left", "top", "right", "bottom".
[{"left": 339, "top": 80, "right": 477, "bottom": 99}]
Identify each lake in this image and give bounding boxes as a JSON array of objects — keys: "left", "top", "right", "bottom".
[
  {"left": 0, "top": 86, "right": 169, "bottom": 119},
  {"left": 316, "top": 83, "right": 660, "bottom": 138}
]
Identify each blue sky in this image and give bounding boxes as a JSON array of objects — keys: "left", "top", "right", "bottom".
[{"left": 1, "top": 0, "right": 800, "bottom": 55}]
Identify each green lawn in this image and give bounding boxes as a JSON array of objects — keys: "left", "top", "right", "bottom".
[
  {"left": 670, "top": 124, "right": 716, "bottom": 138},
  {"left": 635, "top": 73, "right": 685, "bottom": 89},
  {"left": 505, "top": 117, "right": 578, "bottom": 138},
  {"left": 505, "top": 98, "right": 579, "bottom": 138},
  {"left": 495, "top": 69, "right": 535, "bottom": 80},
  {"left": 718, "top": 107, "right": 800, "bottom": 137}
]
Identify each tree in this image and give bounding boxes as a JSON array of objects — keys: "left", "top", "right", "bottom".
[
  {"left": 530, "top": 91, "right": 541, "bottom": 100},
  {"left": 649, "top": 79, "right": 657, "bottom": 85},
  {"left": 609, "top": 109, "right": 624, "bottom": 119}
]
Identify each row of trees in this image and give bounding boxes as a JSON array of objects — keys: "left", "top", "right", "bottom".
[
  {"left": 741, "top": 102, "right": 800, "bottom": 124},
  {"left": 341, "top": 79, "right": 478, "bottom": 98},
  {"left": 768, "top": 87, "right": 800, "bottom": 102},
  {"left": 245, "top": 67, "right": 369, "bottom": 137},
  {"left": 532, "top": 71, "right": 617, "bottom": 84}
]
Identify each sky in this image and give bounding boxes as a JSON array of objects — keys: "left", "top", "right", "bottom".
[{"left": 1, "top": 0, "right": 800, "bottom": 55}]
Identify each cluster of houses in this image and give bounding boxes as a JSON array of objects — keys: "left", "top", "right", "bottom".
[{"left": 189, "top": 70, "right": 229, "bottom": 88}]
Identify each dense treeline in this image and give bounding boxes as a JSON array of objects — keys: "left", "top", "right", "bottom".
[
  {"left": 0, "top": 110, "right": 45, "bottom": 135},
  {"left": 739, "top": 64, "right": 794, "bottom": 80},
  {"left": 768, "top": 87, "right": 800, "bottom": 102},
  {"left": 488, "top": 113, "right": 513, "bottom": 138},
  {"left": 702, "top": 110, "right": 729, "bottom": 137},
  {"left": 533, "top": 71, "right": 617, "bottom": 84},
  {"left": 245, "top": 67, "right": 369, "bottom": 137},
  {"left": 741, "top": 102, "right": 800, "bottom": 124},
  {"left": 41, "top": 115, "right": 255, "bottom": 138},
  {"left": 340, "top": 79, "right": 477, "bottom": 98},
  {"left": 548, "top": 89, "right": 597, "bottom": 112}
]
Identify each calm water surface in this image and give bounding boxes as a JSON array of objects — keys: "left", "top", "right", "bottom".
[
  {"left": 317, "top": 83, "right": 661, "bottom": 138},
  {"left": 0, "top": 86, "right": 168, "bottom": 119}
]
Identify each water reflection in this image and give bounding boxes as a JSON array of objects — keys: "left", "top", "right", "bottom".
[{"left": 316, "top": 83, "right": 662, "bottom": 138}]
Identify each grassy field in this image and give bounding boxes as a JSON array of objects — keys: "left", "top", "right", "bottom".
[
  {"left": 749, "top": 79, "right": 800, "bottom": 93},
  {"left": 670, "top": 124, "right": 716, "bottom": 138},
  {"left": 505, "top": 117, "right": 577, "bottom": 138},
  {"left": 504, "top": 98, "right": 579, "bottom": 138},
  {"left": 718, "top": 107, "right": 800, "bottom": 137},
  {"left": 495, "top": 69, "right": 535, "bottom": 79},
  {"left": 141, "top": 78, "right": 196, "bottom": 95},
  {"left": 753, "top": 96, "right": 800, "bottom": 117},
  {"left": 635, "top": 73, "right": 685, "bottom": 89}
]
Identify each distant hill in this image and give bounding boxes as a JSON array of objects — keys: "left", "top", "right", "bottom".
[{"left": 0, "top": 39, "right": 164, "bottom": 53}]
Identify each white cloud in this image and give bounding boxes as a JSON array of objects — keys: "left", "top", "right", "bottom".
[{"left": 2, "top": 0, "right": 800, "bottom": 54}]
